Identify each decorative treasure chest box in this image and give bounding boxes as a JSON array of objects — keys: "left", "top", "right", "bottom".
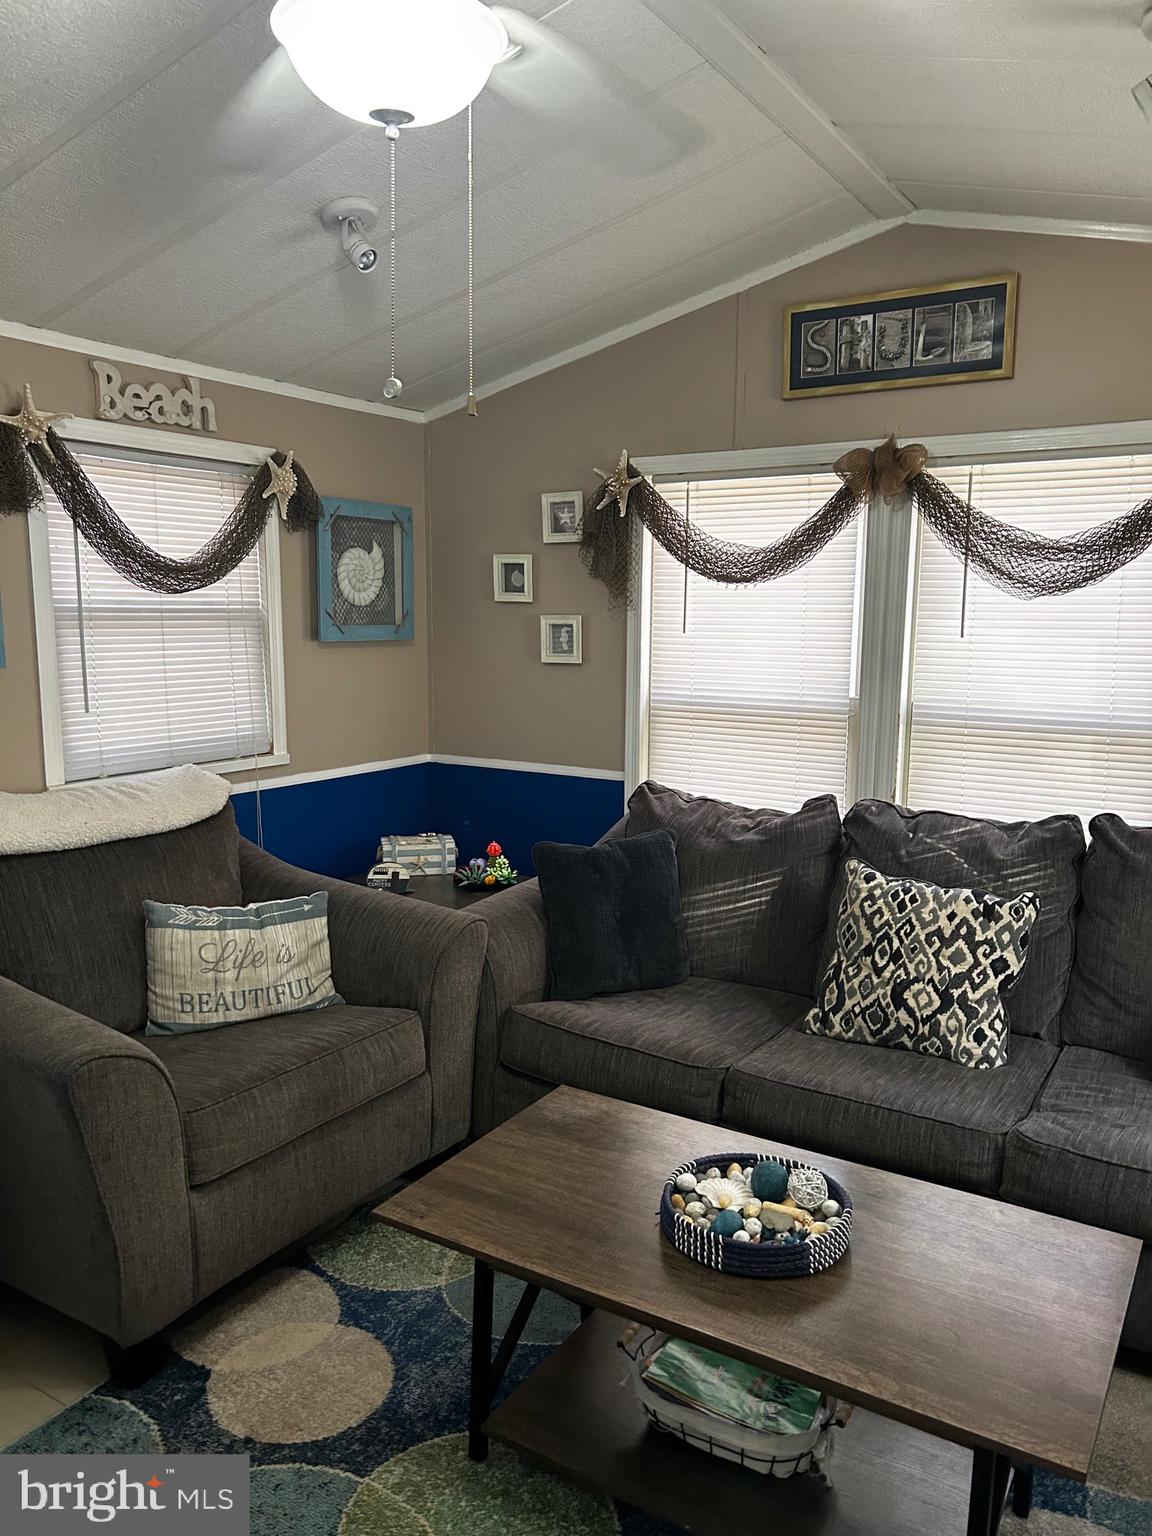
[{"left": 377, "top": 833, "right": 459, "bottom": 877}]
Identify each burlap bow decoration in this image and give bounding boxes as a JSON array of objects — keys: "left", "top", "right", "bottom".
[{"left": 834, "top": 435, "right": 929, "bottom": 503}]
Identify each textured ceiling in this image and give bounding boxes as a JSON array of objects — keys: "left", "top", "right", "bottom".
[{"left": 0, "top": 0, "right": 1148, "bottom": 414}]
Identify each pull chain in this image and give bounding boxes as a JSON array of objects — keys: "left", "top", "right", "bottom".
[
  {"left": 466, "top": 103, "right": 478, "bottom": 417},
  {"left": 382, "top": 128, "right": 402, "bottom": 400},
  {"left": 960, "top": 465, "right": 974, "bottom": 638}
]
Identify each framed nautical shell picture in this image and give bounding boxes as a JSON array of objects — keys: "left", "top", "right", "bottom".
[
  {"left": 317, "top": 498, "right": 414, "bottom": 642},
  {"left": 783, "top": 273, "right": 1018, "bottom": 399}
]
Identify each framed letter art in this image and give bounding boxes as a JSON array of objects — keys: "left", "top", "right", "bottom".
[{"left": 783, "top": 274, "right": 1017, "bottom": 399}]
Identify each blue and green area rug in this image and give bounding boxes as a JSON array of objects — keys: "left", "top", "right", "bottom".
[{"left": 6, "top": 1210, "right": 1150, "bottom": 1536}]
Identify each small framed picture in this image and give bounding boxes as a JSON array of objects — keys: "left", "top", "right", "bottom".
[
  {"left": 541, "top": 491, "right": 584, "bottom": 543},
  {"left": 493, "top": 554, "right": 533, "bottom": 602},
  {"left": 541, "top": 614, "right": 582, "bottom": 664}
]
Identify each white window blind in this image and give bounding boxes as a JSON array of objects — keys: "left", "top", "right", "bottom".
[
  {"left": 43, "top": 450, "right": 273, "bottom": 783},
  {"left": 647, "top": 472, "right": 861, "bottom": 809},
  {"left": 906, "top": 452, "right": 1152, "bottom": 825}
]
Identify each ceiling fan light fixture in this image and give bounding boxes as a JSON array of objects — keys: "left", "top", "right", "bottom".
[{"left": 270, "top": 0, "right": 508, "bottom": 127}]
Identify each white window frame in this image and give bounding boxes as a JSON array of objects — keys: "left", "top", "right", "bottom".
[
  {"left": 628, "top": 419, "right": 1152, "bottom": 805},
  {"left": 29, "top": 418, "right": 289, "bottom": 787}
]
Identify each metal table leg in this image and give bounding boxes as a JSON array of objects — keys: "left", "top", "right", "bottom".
[
  {"left": 467, "top": 1260, "right": 542, "bottom": 1463},
  {"left": 1011, "top": 1464, "right": 1035, "bottom": 1519},
  {"left": 968, "top": 1448, "right": 1013, "bottom": 1536}
]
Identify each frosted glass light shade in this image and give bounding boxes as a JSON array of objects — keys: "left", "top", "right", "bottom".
[{"left": 270, "top": 0, "right": 508, "bottom": 127}]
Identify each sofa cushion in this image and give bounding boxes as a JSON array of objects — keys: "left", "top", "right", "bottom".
[
  {"left": 1061, "top": 816, "right": 1152, "bottom": 1061},
  {"left": 501, "top": 977, "right": 808, "bottom": 1121},
  {"left": 625, "top": 782, "right": 842, "bottom": 997},
  {"left": 0, "top": 806, "right": 241, "bottom": 1035},
  {"left": 724, "top": 1025, "right": 1058, "bottom": 1193},
  {"left": 1002, "top": 1047, "right": 1152, "bottom": 1243},
  {"left": 533, "top": 831, "right": 688, "bottom": 1000},
  {"left": 832, "top": 800, "right": 1083, "bottom": 1042},
  {"left": 147, "top": 1003, "right": 426, "bottom": 1185}
]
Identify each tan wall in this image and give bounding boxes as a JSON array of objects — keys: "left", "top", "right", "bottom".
[
  {"left": 428, "top": 224, "right": 1152, "bottom": 773},
  {"left": 0, "top": 336, "right": 428, "bottom": 791}
]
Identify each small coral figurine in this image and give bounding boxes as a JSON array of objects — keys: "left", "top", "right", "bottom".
[{"left": 454, "top": 839, "right": 519, "bottom": 889}]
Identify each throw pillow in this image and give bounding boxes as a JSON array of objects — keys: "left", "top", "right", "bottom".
[
  {"left": 533, "top": 830, "right": 690, "bottom": 1001},
  {"left": 624, "top": 782, "right": 842, "bottom": 997},
  {"left": 830, "top": 800, "right": 1082, "bottom": 1041},
  {"left": 805, "top": 858, "right": 1039, "bottom": 1068},
  {"left": 144, "top": 892, "right": 344, "bottom": 1035}
]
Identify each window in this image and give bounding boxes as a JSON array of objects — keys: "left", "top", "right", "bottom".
[
  {"left": 645, "top": 472, "right": 861, "bottom": 809},
  {"left": 632, "top": 434, "right": 1152, "bottom": 828},
  {"left": 906, "top": 453, "right": 1152, "bottom": 825},
  {"left": 31, "top": 439, "right": 287, "bottom": 785}
]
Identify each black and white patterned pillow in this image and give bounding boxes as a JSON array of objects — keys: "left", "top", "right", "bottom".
[{"left": 804, "top": 859, "right": 1039, "bottom": 1069}]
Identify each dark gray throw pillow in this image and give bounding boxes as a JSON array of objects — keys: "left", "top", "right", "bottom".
[
  {"left": 533, "top": 830, "right": 690, "bottom": 1001},
  {"left": 624, "top": 782, "right": 842, "bottom": 997}
]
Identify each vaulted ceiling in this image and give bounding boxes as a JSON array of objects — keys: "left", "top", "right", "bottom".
[{"left": 1, "top": 0, "right": 1149, "bottom": 416}]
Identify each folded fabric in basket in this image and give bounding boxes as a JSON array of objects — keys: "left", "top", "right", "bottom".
[{"left": 641, "top": 1336, "right": 823, "bottom": 1436}]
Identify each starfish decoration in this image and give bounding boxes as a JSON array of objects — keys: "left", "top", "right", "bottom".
[
  {"left": 594, "top": 449, "right": 644, "bottom": 519},
  {"left": 0, "top": 384, "right": 70, "bottom": 463},
  {"left": 263, "top": 451, "right": 297, "bottom": 523}
]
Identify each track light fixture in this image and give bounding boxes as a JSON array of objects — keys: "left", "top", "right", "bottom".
[{"left": 320, "top": 197, "right": 379, "bottom": 275}]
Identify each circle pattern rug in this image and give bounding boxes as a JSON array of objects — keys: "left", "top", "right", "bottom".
[{"left": 5, "top": 1206, "right": 1148, "bottom": 1536}]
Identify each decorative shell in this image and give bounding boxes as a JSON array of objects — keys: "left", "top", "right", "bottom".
[
  {"left": 759, "top": 1200, "right": 812, "bottom": 1233},
  {"left": 695, "top": 1177, "right": 755, "bottom": 1213},
  {"left": 336, "top": 541, "right": 385, "bottom": 606},
  {"left": 787, "top": 1167, "right": 830, "bottom": 1211}
]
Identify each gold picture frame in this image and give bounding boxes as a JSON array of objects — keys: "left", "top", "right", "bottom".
[{"left": 783, "top": 273, "right": 1018, "bottom": 400}]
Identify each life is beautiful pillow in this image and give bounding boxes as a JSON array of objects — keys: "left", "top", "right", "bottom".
[
  {"left": 144, "top": 893, "right": 344, "bottom": 1035},
  {"left": 805, "top": 859, "right": 1039, "bottom": 1069}
]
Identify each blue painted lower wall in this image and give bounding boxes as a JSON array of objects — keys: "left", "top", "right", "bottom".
[
  {"left": 231, "top": 763, "right": 433, "bottom": 880},
  {"left": 230, "top": 760, "right": 624, "bottom": 880},
  {"left": 433, "top": 763, "right": 624, "bottom": 877}
]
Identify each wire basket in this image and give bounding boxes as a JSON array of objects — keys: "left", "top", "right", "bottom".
[{"left": 661, "top": 1151, "right": 852, "bottom": 1278}]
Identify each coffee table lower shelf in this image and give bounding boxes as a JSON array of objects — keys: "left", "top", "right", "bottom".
[{"left": 485, "top": 1312, "right": 976, "bottom": 1536}]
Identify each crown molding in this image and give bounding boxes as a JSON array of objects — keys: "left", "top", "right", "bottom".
[
  {"left": 0, "top": 316, "right": 427, "bottom": 424},
  {"left": 906, "top": 209, "right": 1152, "bottom": 244}
]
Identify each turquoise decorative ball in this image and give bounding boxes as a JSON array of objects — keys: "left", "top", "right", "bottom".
[
  {"left": 712, "top": 1208, "right": 743, "bottom": 1237},
  {"left": 749, "top": 1159, "right": 789, "bottom": 1203}
]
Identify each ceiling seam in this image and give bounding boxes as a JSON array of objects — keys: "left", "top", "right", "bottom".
[
  {"left": 419, "top": 207, "right": 894, "bottom": 417},
  {"left": 0, "top": 0, "right": 261, "bottom": 197},
  {"left": 177, "top": 57, "right": 720, "bottom": 356},
  {"left": 283, "top": 128, "right": 798, "bottom": 386},
  {"left": 405, "top": 192, "right": 871, "bottom": 399},
  {"left": 39, "top": 124, "right": 362, "bottom": 327}
]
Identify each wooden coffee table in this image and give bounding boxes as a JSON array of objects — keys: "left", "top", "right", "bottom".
[{"left": 375, "top": 1087, "right": 1139, "bottom": 1536}]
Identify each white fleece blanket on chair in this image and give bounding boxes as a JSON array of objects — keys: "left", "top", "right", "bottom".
[{"left": 0, "top": 765, "right": 233, "bottom": 855}]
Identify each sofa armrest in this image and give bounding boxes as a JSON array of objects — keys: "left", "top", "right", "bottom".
[
  {"left": 471, "top": 877, "right": 550, "bottom": 1134},
  {"left": 239, "top": 841, "right": 487, "bottom": 1150},
  {"left": 0, "top": 975, "right": 194, "bottom": 1345}
]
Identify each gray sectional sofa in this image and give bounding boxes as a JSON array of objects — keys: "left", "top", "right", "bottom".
[
  {"left": 474, "top": 782, "right": 1152, "bottom": 1352},
  {"left": 0, "top": 805, "right": 486, "bottom": 1356}
]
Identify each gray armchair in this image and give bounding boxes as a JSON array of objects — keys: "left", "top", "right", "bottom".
[{"left": 0, "top": 805, "right": 486, "bottom": 1364}]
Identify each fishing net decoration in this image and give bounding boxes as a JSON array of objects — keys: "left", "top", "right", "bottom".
[
  {"left": 581, "top": 438, "right": 1152, "bottom": 607},
  {"left": 0, "top": 424, "right": 323, "bottom": 594}
]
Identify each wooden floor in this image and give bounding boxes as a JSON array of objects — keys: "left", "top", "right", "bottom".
[{"left": 488, "top": 1311, "right": 973, "bottom": 1536}]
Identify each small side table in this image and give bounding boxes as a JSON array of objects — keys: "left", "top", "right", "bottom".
[{"left": 355, "top": 872, "right": 512, "bottom": 910}]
